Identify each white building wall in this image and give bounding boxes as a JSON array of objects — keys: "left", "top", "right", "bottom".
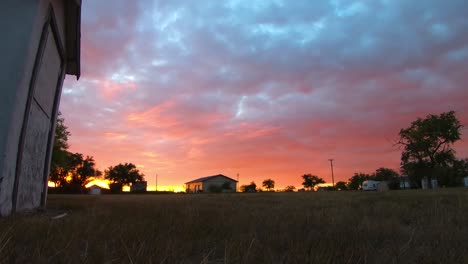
[
  {"left": 202, "top": 177, "right": 237, "bottom": 192},
  {"left": 0, "top": 0, "right": 72, "bottom": 215}
]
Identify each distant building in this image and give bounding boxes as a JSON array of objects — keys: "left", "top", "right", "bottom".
[
  {"left": 130, "top": 181, "right": 147, "bottom": 193},
  {"left": 362, "top": 180, "right": 381, "bottom": 191},
  {"left": 399, "top": 177, "right": 411, "bottom": 189},
  {"left": 185, "top": 174, "right": 237, "bottom": 193},
  {"left": 87, "top": 185, "right": 102, "bottom": 195}
]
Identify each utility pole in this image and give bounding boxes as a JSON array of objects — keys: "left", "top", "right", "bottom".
[
  {"left": 237, "top": 173, "right": 239, "bottom": 192},
  {"left": 329, "top": 159, "right": 335, "bottom": 189},
  {"left": 155, "top": 173, "right": 158, "bottom": 192}
]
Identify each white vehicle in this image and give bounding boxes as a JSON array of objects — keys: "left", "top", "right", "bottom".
[{"left": 362, "top": 180, "right": 380, "bottom": 191}]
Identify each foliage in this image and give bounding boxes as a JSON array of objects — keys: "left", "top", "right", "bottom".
[
  {"left": 53, "top": 112, "right": 70, "bottom": 151},
  {"left": 398, "top": 111, "right": 462, "bottom": 187},
  {"left": 104, "top": 163, "right": 144, "bottom": 185},
  {"left": 240, "top": 182, "right": 257, "bottom": 192},
  {"left": 49, "top": 113, "right": 100, "bottom": 193},
  {"left": 434, "top": 158, "right": 468, "bottom": 187},
  {"left": 74, "top": 155, "right": 98, "bottom": 187},
  {"left": 262, "top": 178, "right": 275, "bottom": 191},
  {"left": 348, "top": 173, "right": 371, "bottom": 190},
  {"left": 371, "top": 167, "right": 400, "bottom": 190},
  {"left": 335, "top": 181, "right": 348, "bottom": 190},
  {"left": 372, "top": 167, "right": 399, "bottom": 181},
  {"left": 301, "top": 174, "right": 325, "bottom": 190},
  {"left": 284, "top": 185, "right": 296, "bottom": 192},
  {"left": 453, "top": 159, "right": 468, "bottom": 179},
  {"left": 61, "top": 154, "right": 99, "bottom": 193},
  {"left": 49, "top": 112, "right": 71, "bottom": 187}
]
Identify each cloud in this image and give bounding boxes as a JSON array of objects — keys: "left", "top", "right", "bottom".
[{"left": 60, "top": 0, "right": 468, "bottom": 188}]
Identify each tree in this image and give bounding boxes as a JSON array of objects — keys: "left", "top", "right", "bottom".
[
  {"left": 371, "top": 167, "right": 400, "bottom": 189},
  {"left": 335, "top": 181, "right": 348, "bottom": 191},
  {"left": 284, "top": 185, "right": 296, "bottom": 192},
  {"left": 240, "top": 182, "right": 257, "bottom": 192},
  {"left": 66, "top": 154, "right": 98, "bottom": 193},
  {"left": 262, "top": 178, "right": 275, "bottom": 191},
  {"left": 49, "top": 112, "right": 71, "bottom": 187},
  {"left": 348, "top": 173, "right": 370, "bottom": 190},
  {"left": 301, "top": 174, "right": 325, "bottom": 191},
  {"left": 75, "top": 156, "right": 97, "bottom": 185},
  {"left": 48, "top": 113, "right": 102, "bottom": 193},
  {"left": 105, "top": 163, "right": 144, "bottom": 186},
  {"left": 398, "top": 111, "right": 463, "bottom": 187},
  {"left": 438, "top": 158, "right": 468, "bottom": 187}
]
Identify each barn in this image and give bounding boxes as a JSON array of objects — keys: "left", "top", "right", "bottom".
[{"left": 185, "top": 174, "right": 237, "bottom": 193}]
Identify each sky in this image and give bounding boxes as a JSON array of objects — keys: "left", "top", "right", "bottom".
[{"left": 61, "top": 0, "right": 468, "bottom": 189}]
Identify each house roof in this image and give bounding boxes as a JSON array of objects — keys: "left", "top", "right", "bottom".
[
  {"left": 185, "top": 174, "right": 238, "bottom": 184},
  {"left": 64, "top": 0, "right": 82, "bottom": 79}
]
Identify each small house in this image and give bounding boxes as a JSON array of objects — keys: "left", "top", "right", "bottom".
[
  {"left": 88, "top": 185, "right": 102, "bottom": 195},
  {"left": 185, "top": 174, "right": 237, "bottom": 193},
  {"left": 130, "top": 181, "right": 147, "bottom": 193}
]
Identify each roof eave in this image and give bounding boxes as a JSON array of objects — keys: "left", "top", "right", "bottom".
[{"left": 64, "top": 0, "right": 81, "bottom": 79}]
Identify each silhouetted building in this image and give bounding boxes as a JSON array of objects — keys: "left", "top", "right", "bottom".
[
  {"left": 185, "top": 174, "right": 237, "bottom": 193},
  {"left": 130, "top": 181, "right": 147, "bottom": 193},
  {"left": 88, "top": 185, "right": 102, "bottom": 195}
]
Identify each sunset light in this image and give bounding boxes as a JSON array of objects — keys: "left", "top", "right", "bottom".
[
  {"left": 59, "top": 0, "right": 468, "bottom": 190},
  {"left": 2, "top": 1, "right": 468, "bottom": 263}
]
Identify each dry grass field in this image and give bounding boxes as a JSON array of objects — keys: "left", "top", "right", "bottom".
[{"left": 1, "top": 189, "right": 468, "bottom": 263}]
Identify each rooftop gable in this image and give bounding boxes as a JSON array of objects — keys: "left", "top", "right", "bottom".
[{"left": 185, "top": 174, "right": 238, "bottom": 184}]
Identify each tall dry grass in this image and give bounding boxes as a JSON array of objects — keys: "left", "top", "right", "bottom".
[{"left": 0, "top": 189, "right": 467, "bottom": 263}]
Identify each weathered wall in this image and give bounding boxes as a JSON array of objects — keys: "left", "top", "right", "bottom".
[
  {"left": 0, "top": 0, "right": 68, "bottom": 215},
  {"left": 203, "top": 177, "right": 237, "bottom": 192},
  {"left": 0, "top": 1, "right": 40, "bottom": 216}
]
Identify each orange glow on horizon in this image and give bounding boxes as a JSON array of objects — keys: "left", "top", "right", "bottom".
[{"left": 49, "top": 179, "right": 185, "bottom": 193}]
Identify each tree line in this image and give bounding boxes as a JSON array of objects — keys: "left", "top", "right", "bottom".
[
  {"left": 240, "top": 174, "right": 326, "bottom": 192},
  {"left": 49, "top": 113, "right": 145, "bottom": 193},
  {"left": 51, "top": 110, "right": 467, "bottom": 193},
  {"left": 239, "top": 111, "right": 468, "bottom": 192}
]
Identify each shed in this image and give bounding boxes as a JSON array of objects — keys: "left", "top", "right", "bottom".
[
  {"left": 185, "top": 174, "right": 238, "bottom": 193},
  {"left": 130, "top": 181, "right": 147, "bottom": 193},
  {"left": 0, "top": 0, "right": 81, "bottom": 216},
  {"left": 88, "top": 185, "right": 102, "bottom": 195}
]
